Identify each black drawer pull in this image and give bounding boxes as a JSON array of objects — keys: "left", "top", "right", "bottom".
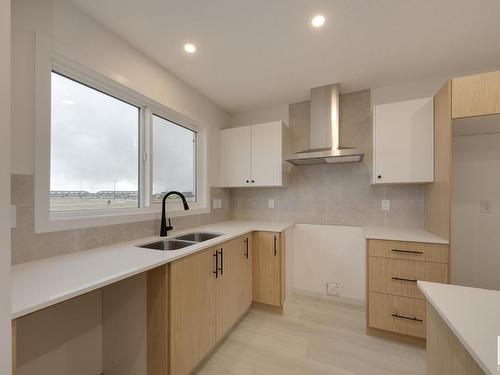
[
  {"left": 391, "top": 276, "right": 417, "bottom": 283},
  {"left": 273, "top": 235, "right": 277, "bottom": 256},
  {"left": 213, "top": 251, "right": 219, "bottom": 278},
  {"left": 244, "top": 238, "right": 249, "bottom": 259},
  {"left": 391, "top": 313, "right": 423, "bottom": 322},
  {"left": 391, "top": 249, "right": 424, "bottom": 255}
]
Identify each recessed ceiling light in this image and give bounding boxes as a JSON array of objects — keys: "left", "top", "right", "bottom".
[
  {"left": 61, "top": 100, "right": 75, "bottom": 105},
  {"left": 184, "top": 43, "right": 197, "bottom": 54},
  {"left": 311, "top": 15, "right": 325, "bottom": 28}
]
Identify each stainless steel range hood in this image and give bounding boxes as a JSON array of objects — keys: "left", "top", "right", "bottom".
[{"left": 286, "top": 84, "right": 364, "bottom": 165}]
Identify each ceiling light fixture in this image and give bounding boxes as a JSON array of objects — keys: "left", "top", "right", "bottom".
[
  {"left": 311, "top": 15, "right": 325, "bottom": 28},
  {"left": 184, "top": 43, "right": 197, "bottom": 54}
]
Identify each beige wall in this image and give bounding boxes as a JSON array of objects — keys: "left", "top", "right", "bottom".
[
  {"left": 16, "top": 291, "right": 103, "bottom": 375},
  {"left": 230, "top": 91, "right": 424, "bottom": 228},
  {"left": 0, "top": 0, "right": 12, "bottom": 372},
  {"left": 230, "top": 103, "right": 289, "bottom": 128},
  {"left": 371, "top": 76, "right": 447, "bottom": 106},
  {"left": 452, "top": 132, "right": 500, "bottom": 290}
]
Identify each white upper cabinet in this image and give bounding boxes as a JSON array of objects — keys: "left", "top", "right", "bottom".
[
  {"left": 220, "top": 121, "right": 288, "bottom": 187},
  {"left": 373, "top": 97, "right": 434, "bottom": 184},
  {"left": 220, "top": 126, "right": 252, "bottom": 187}
]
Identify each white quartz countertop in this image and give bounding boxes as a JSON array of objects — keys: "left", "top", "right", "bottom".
[
  {"left": 364, "top": 226, "right": 449, "bottom": 244},
  {"left": 11, "top": 220, "right": 293, "bottom": 319},
  {"left": 418, "top": 281, "right": 500, "bottom": 375}
]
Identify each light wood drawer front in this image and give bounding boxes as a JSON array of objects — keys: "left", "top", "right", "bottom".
[
  {"left": 369, "top": 257, "right": 448, "bottom": 299},
  {"left": 368, "top": 239, "right": 448, "bottom": 263},
  {"left": 369, "top": 292, "right": 426, "bottom": 338}
]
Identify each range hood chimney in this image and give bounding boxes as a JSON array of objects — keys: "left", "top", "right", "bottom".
[{"left": 286, "top": 84, "right": 364, "bottom": 165}]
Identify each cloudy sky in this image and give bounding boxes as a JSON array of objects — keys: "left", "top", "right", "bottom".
[{"left": 50, "top": 72, "right": 195, "bottom": 195}]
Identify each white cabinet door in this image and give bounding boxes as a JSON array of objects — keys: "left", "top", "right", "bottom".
[
  {"left": 220, "top": 126, "right": 251, "bottom": 187},
  {"left": 373, "top": 97, "right": 434, "bottom": 184},
  {"left": 251, "top": 122, "right": 282, "bottom": 186}
]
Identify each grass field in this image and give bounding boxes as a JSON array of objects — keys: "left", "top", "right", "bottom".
[{"left": 50, "top": 198, "right": 139, "bottom": 211}]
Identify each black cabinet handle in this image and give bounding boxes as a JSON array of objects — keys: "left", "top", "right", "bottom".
[
  {"left": 273, "top": 235, "right": 277, "bottom": 256},
  {"left": 246, "top": 180, "right": 249, "bottom": 183},
  {"left": 391, "top": 276, "right": 417, "bottom": 283},
  {"left": 251, "top": 180, "right": 255, "bottom": 183},
  {"left": 391, "top": 313, "right": 423, "bottom": 322},
  {"left": 391, "top": 249, "right": 424, "bottom": 255},
  {"left": 377, "top": 175, "right": 382, "bottom": 179},
  {"left": 218, "top": 248, "right": 224, "bottom": 275},
  {"left": 244, "top": 238, "right": 249, "bottom": 259},
  {"left": 213, "top": 251, "right": 219, "bottom": 278}
]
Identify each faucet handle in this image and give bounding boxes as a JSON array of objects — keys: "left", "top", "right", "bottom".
[{"left": 166, "top": 218, "right": 173, "bottom": 231}]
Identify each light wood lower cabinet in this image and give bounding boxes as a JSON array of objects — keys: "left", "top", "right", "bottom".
[
  {"left": 252, "top": 231, "right": 284, "bottom": 307},
  {"left": 367, "top": 239, "right": 449, "bottom": 340},
  {"left": 426, "top": 302, "right": 485, "bottom": 375},
  {"left": 169, "top": 246, "right": 218, "bottom": 375},
  {"left": 216, "top": 235, "right": 253, "bottom": 340},
  {"left": 169, "top": 234, "right": 253, "bottom": 375}
]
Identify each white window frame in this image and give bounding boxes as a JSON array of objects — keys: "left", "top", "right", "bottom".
[{"left": 34, "top": 36, "right": 209, "bottom": 233}]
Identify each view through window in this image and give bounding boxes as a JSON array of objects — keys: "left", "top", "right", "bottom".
[
  {"left": 50, "top": 72, "right": 140, "bottom": 211},
  {"left": 152, "top": 114, "right": 196, "bottom": 202}
]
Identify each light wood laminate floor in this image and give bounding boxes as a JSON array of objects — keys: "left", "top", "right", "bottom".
[{"left": 196, "top": 294, "right": 425, "bottom": 375}]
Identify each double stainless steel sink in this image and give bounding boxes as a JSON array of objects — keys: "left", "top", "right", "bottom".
[{"left": 136, "top": 232, "right": 222, "bottom": 251}]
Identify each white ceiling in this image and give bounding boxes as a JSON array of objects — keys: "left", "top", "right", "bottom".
[{"left": 68, "top": 0, "right": 500, "bottom": 114}]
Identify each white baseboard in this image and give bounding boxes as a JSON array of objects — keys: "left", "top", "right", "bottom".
[{"left": 292, "top": 288, "right": 365, "bottom": 308}]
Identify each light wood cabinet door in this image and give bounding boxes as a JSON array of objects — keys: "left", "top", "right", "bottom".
[
  {"left": 452, "top": 70, "right": 500, "bottom": 119},
  {"left": 216, "top": 234, "right": 253, "bottom": 340},
  {"left": 169, "top": 247, "right": 218, "bottom": 375},
  {"left": 252, "top": 232, "right": 282, "bottom": 307},
  {"left": 373, "top": 97, "right": 434, "bottom": 184},
  {"left": 250, "top": 121, "right": 283, "bottom": 186},
  {"left": 220, "top": 126, "right": 251, "bottom": 187}
]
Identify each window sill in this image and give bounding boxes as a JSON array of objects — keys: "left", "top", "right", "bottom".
[{"left": 35, "top": 205, "right": 210, "bottom": 233}]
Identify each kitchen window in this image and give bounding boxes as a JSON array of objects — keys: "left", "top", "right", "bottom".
[
  {"left": 50, "top": 72, "right": 140, "bottom": 212},
  {"left": 34, "top": 44, "right": 207, "bottom": 232},
  {"left": 152, "top": 114, "right": 197, "bottom": 202}
]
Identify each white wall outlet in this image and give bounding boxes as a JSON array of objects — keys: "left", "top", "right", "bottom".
[
  {"left": 268, "top": 199, "right": 275, "bottom": 209},
  {"left": 381, "top": 199, "right": 391, "bottom": 211},
  {"left": 217, "top": 199, "right": 222, "bottom": 209},
  {"left": 212, "top": 199, "right": 218, "bottom": 209},
  {"left": 326, "top": 282, "right": 340, "bottom": 296},
  {"left": 480, "top": 200, "right": 491, "bottom": 213}
]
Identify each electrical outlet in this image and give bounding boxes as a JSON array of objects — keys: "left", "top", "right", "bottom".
[
  {"left": 268, "top": 199, "right": 275, "bottom": 209},
  {"left": 480, "top": 200, "right": 491, "bottom": 213},
  {"left": 217, "top": 199, "right": 222, "bottom": 209},
  {"left": 212, "top": 199, "right": 218, "bottom": 209},
  {"left": 381, "top": 199, "right": 391, "bottom": 211},
  {"left": 326, "top": 282, "right": 340, "bottom": 296}
]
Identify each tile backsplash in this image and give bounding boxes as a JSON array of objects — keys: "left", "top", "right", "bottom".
[
  {"left": 11, "top": 174, "right": 231, "bottom": 264},
  {"left": 229, "top": 90, "right": 425, "bottom": 228}
]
